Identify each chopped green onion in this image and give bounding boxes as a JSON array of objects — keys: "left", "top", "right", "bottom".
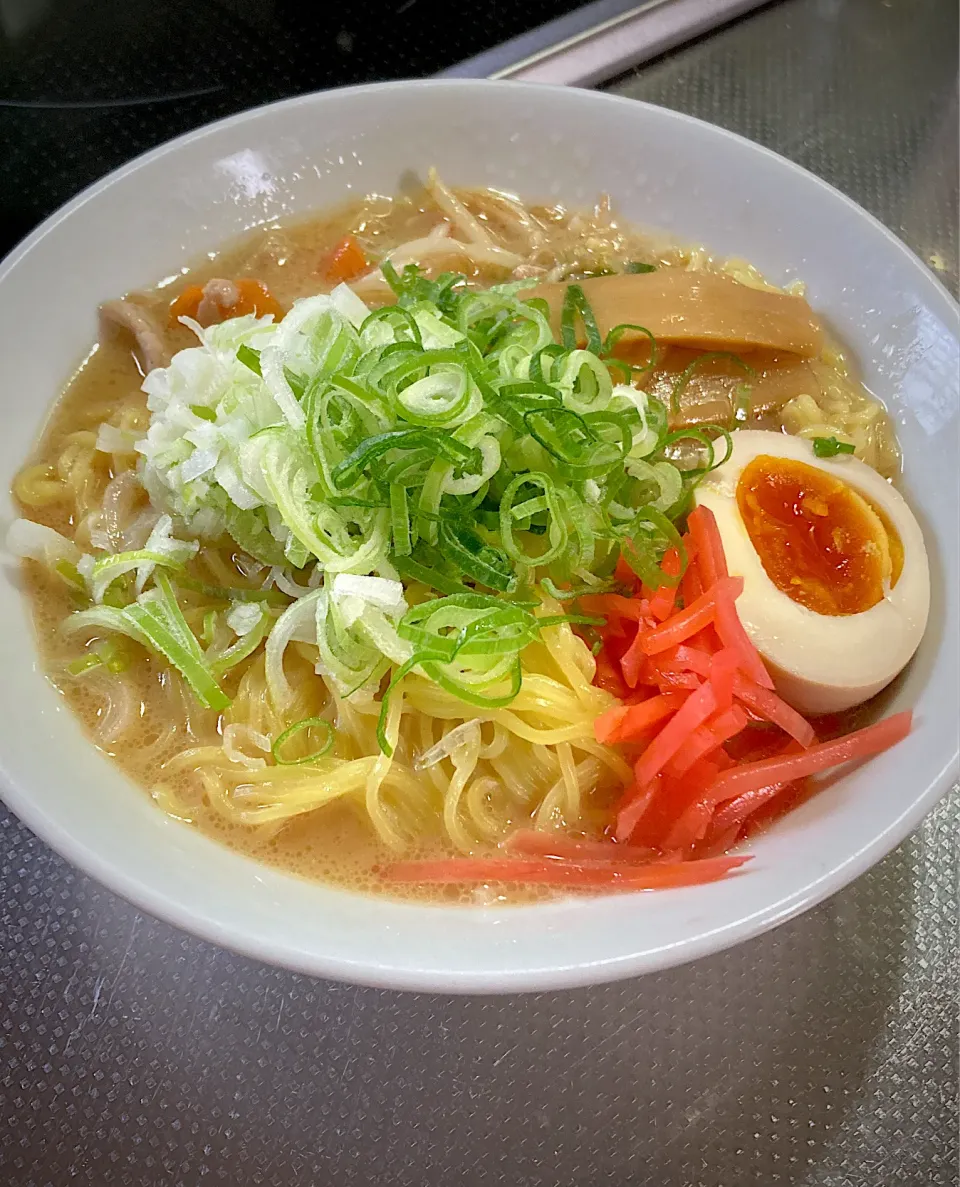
[
  {"left": 130, "top": 575, "right": 230, "bottom": 709},
  {"left": 560, "top": 284, "right": 602, "bottom": 355},
  {"left": 134, "top": 260, "right": 711, "bottom": 723},
  {"left": 393, "top": 554, "right": 470, "bottom": 596},
  {"left": 87, "top": 547, "right": 192, "bottom": 604},
  {"left": 438, "top": 521, "right": 516, "bottom": 593},
  {"left": 332, "top": 428, "right": 479, "bottom": 491},
  {"left": 539, "top": 576, "right": 616, "bottom": 601},
  {"left": 361, "top": 305, "right": 423, "bottom": 348},
  {"left": 201, "top": 609, "right": 219, "bottom": 647},
  {"left": 661, "top": 424, "right": 734, "bottom": 476},
  {"left": 601, "top": 323, "right": 658, "bottom": 376},
  {"left": 422, "top": 655, "right": 523, "bottom": 709},
  {"left": 207, "top": 607, "right": 271, "bottom": 676},
  {"left": 223, "top": 507, "right": 287, "bottom": 568},
  {"left": 66, "top": 652, "right": 105, "bottom": 677},
  {"left": 733, "top": 385, "right": 753, "bottom": 426},
  {"left": 55, "top": 559, "right": 85, "bottom": 593},
  {"left": 271, "top": 717, "right": 335, "bottom": 765},
  {"left": 670, "top": 351, "right": 755, "bottom": 416},
  {"left": 65, "top": 639, "right": 129, "bottom": 677},
  {"left": 618, "top": 505, "right": 688, "bottom": 589},
  {"left": 390, "top": 483, "right": 413, "bottom": 556},
  {"left": 284, "top": 366, "right": 307, "bottom": 401},
  {"left": 66, "top": 574, "right": 229, "bottom": 710},
  {"left": 536, "top": 612, "right": 606, "bottom": 629},
  {"left": 624, "top": 262, "right": 657, "bottom": 274},
  {"left": 605, "top": 358, "right": 634, "bottom": 384},
  {"left": 812, "top": 435, "right": 856, "bottom": 457},
  {"left": 237, "top": 344, "right": 262, "bottom": 375},
  {"left": 499, "top": 472, "right": 568, "bottom": 568},
  {"left": 176, "top": 574, "right": 288, "bottom": 605}
]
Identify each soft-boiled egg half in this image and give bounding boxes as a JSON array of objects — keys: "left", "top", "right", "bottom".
[{"left": 693, "top": 429, "right": 929, "bottom": 714}]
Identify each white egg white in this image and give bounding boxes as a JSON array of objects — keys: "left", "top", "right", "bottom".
[{"left": 694, "top": 429, "right": 929, "bottom": 714}]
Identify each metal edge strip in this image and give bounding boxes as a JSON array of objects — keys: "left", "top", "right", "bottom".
[
  {"left": 437, "top": 0, "right": 646, "bottom": 81},
  {"left": 445, "top": 0, "right": 771, "bottom": 88}
]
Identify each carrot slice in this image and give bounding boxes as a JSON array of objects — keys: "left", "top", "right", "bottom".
[
  {"left": 633, "top": 682, "right": 718, "bottom": 788},
  {"left": 680, "top": 557, "right": 703, "bottom": 611},
  {"left": 629, "top": 757, "right": 721, "bottom": 849},
  {"left": 693, "top": 824, "right": 742, "bottom": 859},
  {"left": 580, "top": 593, "right": 651, "bottom": 623},
  {"left": 381, "top": 854, "right": 751, "bottom": 888},
  {"left": 615, "top": 775, "right": 662, "bottom": 842},
  {"left": 648, "top": 546, "right": 684, "bottom": 621},
  {"left": 687, "top": 504, "right": 728, "bottom": 588},
  {"left": 619, "top": 625, "right": 650, "bottom": 688},
  {"left": 629, "top": 645, "right": 705, "bottom": 691},
  {"left": 709, "top": 781, "right": 795, "bottom": 834},
  {"left": 594, "top": 703, "right": 629, "bottom": 744},
  {"left": 652, "top": 669, "right": 703, "bottom": 693},
  {"left": 169, "top": 283, "right": 204, "bottom": 324},
  {"left": 232, "top": 279, "right": 284, "bottom": 319},
  {"left": 641, "top": 576, "right": 743, "bottom": 655},
  {"left": 712, "top": 577, "right": 775, "bottom": 689},
  {"left": 704, "top": 710, "right": 912, "bottom": 804},
  {"left": 662, "top": 798, "right": 714, "bottom": 851},
  {"left": 732, "top": 673, "right": 815, "bottom": 747},
  {"left": 320, "top": 234, "right": 369, "bottom": 284},
  {"left": 594, "top": 649, "right": 630, "bottom": 699},
  {"left": 614, "top": 551, "right": 641, "bottom": 590},
  {"left": 639, "top": 588, "right": 716, "bottom": 654},
  {"left": 505, "top": 831, "right": 659, "bottom": 863},
  {"left": 708, "top": 648, "right": 739, "bottom": 710},
  {"left": 624, "top": 637, "right": 700, "bottom": 691},
  {"left": 671, "top": 645, "right": 713, "bottom": 676},
  {"left": 739, "top": 780, "right": 818, "bottom": 837},
  {"left": 664, "top": 705, "right": 749, "bottom": 778},
  {"left": 594, "top": 692, "right": 685, "bottom": 745},
  {"left": 169, "top": 277, "right": 283, "bottom": 325}
]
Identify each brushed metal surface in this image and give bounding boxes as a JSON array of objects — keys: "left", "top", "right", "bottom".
[
  {"left": 607, "top": 0, "right": 959, "bottom": 297},
  {"left": 1, "top": 0, "right": 958, "bottom": 1183},
  {"left": 444, "top": 0, "right": 769, "bottom": 89}
]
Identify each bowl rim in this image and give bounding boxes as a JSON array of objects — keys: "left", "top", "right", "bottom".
[{"left": 1, "top": 77, "right": 957, "bottom": 994}]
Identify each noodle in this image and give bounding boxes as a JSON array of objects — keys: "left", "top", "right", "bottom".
[{"left": 93, "top": 675, "right": 138, "bottom": 745}]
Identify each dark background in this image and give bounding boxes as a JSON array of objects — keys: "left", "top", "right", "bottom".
[{"left": 0, "top": 0, "right": 587, "bottom": 257}]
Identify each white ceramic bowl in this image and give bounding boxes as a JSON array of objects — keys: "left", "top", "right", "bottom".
[{"left": 1, "top": 81, "right": 957, "bottom": 993}]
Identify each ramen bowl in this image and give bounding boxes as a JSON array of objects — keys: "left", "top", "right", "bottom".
[{"left": 0, "top": 80, "right": 957, "bottom": 992}]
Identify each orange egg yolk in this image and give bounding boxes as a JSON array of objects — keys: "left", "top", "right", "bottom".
[{"left": 736, "top": 455, "right": 903, "bottom": 616}]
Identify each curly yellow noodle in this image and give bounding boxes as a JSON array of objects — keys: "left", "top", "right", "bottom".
[
  {"left": 464, "top": 775, "right": 514, "bottom": 843},
  {"left": 418, "top": 714, "right": 453, "bottom": 796},
  {"left": 556, "top": 742, "right": 580, "bottom": 821},
  {"left": 200, "top": 546, "right": 250, "bottom": 587},
  {"left": 478, "top": 721, "right": 509, "bottom": 759},
  {"left": 56, "top": 437, "right": 105, "bottom": 520},
  {"left": 438, "top": 723, "right": 480, "bottom": 852},
  {"left": 13, "top": 463, "right": 66, "bottom": 508},
  {"left": 365, "top": 687, "right": 408, "bottom": 849},
  {"left": 151, "top": 781, "right": 195, "bottom": 824}
]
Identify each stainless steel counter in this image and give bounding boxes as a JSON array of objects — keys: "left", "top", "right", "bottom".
[{"left": 1, "top": 1, "right": 957, "bottom": 1183}]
